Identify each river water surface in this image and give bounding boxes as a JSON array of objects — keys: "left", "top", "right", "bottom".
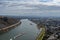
[{"left": 0, "top": 19, "right": 42, "bottom": 40}]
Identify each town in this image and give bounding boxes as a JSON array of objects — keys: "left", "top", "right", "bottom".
[
  {"left": 0, "top": 16, "right": 60, "bottom": 40},
  {"left": 30, "top": 17, "right": 60, "bottom": 40}
]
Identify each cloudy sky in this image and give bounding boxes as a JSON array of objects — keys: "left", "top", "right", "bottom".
[{"left": 0, "top": 0, "right": 60, "bottom": 17}]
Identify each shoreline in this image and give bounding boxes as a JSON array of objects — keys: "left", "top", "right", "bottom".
[{"left": 0, "top": 20, "right": 21, "bottom": 31}]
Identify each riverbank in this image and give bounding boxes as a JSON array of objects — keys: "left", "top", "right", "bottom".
[
  {"left": 0, "top": 16, "right": 21, "bottom": 32},
  {"left": 0, "top": 20, "right": 21, "bottom": 31}
]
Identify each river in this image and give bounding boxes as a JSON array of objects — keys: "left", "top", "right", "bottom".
[{"left": 0, "top": 19, "right": 42, "bottom": 40}]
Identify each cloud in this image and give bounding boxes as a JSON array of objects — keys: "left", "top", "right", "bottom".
[
  {"left": 0, "top": 1, "right": 60, "bottom": 16},
  {"left": 40, "top": 0, "right": 53, "bottom": 2},
  {"left": 0, "top": 1, "right": 60, "bottom": 9}
]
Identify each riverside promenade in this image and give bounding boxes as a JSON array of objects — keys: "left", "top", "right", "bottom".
[
  {"left": 0, "top": 20, "right": 21, "bottom": 31},
  {"left": 0, "top": 16, "right": 21, "bottom": 31}
]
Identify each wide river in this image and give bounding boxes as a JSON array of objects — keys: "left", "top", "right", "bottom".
[{"left": 0, "top": 19, "right": 42, "bottom": 40}]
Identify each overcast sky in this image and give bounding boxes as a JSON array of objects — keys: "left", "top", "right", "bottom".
[{"left": 0, "top": 0, "right": 60, "bottom": 17}]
